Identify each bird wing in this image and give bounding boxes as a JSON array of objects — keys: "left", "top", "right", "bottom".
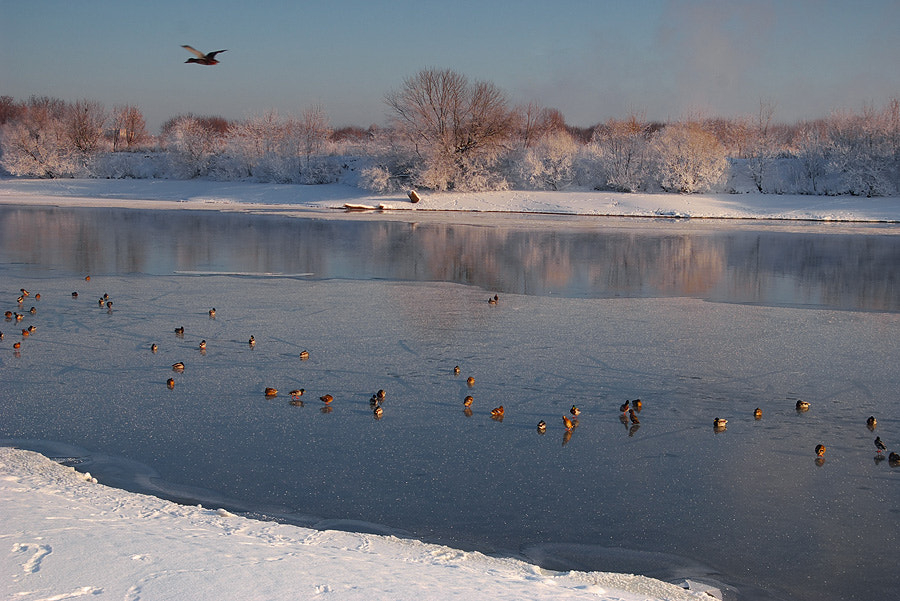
[
  {"left": 182, "top": 45, "right": 206, "bottom": 58},
  {"left": 207, "top": 50, "right": 228, "bottom": 58}
]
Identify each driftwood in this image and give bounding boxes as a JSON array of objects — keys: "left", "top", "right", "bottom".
[{"left": 407, "top": 190, "right": 421, "bottom": 203}]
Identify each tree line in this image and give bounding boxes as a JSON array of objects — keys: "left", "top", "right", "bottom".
[{"left": 2, "top": 68, "right": 899, "bottom": 196}]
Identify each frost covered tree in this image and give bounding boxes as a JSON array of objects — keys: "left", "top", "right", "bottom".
[
  {"left": 385, "top": 68, "right": 515, "bottom": 191},
  {"left": 517, "top": 130, "right": 578, "bottom": 190},
  {"left": 224, "top": 110, "right": 285, "bottom": 178},
  {"left": 826, "top": 103, "right": 899, "bottom": 196},
  {"left": 297, "top": 104, "right": 332, "bottom": 172},
  {"left": 652, "top": 121, "right": 727, "bottom": 193},
  {"left": 592, "top": 114, "right": 652, "bottom": 192},
  {"left": 0, "top": 96, "right": 75, "bottom": 177},
  {"left": 794, "top": 120, "right": 830, "bottom": 194},
  {"left": 163, "top": 115, "right": 226, "bottom": 178},
  {"left": 746, "top": 100, "right": 777, "bottom": 192}
]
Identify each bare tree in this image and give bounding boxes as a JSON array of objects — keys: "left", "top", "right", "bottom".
[
  {"left": 385, "top": 68, "right": 515, "bottom": 190},
  {"left": 747, "top": 99, "right": 777, "bottom": 192},
  {"left": 111, "top": 104, "right": 148, "bottom": 151},
  {"left": 513, "top": 102, "right": 566, "bottom": 149},
  {"left": 298, "top": 104, "right": 331, "bottom": 170},
  {"left": 0, "top": 96, "right": 25, "bottom": 125},
  {"left": 66, "top": 99, "right": 107, "bottom": 156}
]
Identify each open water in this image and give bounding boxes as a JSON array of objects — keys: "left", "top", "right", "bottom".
[{"left": 2, "top": 205, "right": 899, "bottom": 601}]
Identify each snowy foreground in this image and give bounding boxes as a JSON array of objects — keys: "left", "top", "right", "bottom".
[
  {"left": 2, "top": 177, "right": 900, "bottom": 222},
  {"left": 1, "top": 447, "right": 711, "bottom": 601}
]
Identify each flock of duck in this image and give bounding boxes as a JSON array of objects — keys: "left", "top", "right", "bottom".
[{"left": 5, "top": 285, "right": 898, "bottom": 466}]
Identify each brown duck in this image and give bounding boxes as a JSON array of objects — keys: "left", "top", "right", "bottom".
[{"left": 182, "top": 45, "right": 227, "bottom": 65}]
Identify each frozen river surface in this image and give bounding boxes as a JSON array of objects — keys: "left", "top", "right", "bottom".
[{"left": 2, "top": 206, "right": 899, "bottom": 601}]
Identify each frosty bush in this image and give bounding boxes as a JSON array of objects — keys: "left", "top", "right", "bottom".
[
  {"left": 652, "top": 122, "right": 727, "bottom": 193},
  {"left": 359, "top": 165, "right": 396, "bottom": 193},
  {"left": 513, "top": 130, "right": 577, "bottom": 190},
  {"left": 163, "top": 116, "right": 222, "bottom": 178}
]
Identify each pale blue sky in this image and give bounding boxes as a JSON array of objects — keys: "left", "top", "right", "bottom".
[{"left": 2, "top": 0, "right": 898, "bottom": 133}]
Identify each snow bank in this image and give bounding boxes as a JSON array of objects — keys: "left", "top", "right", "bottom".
[
  {"left": 2, "top": 177, "right": 900, "bottom": 222},
  {"left": 1, "top": 447, "right": 708, "bottom": 601}
]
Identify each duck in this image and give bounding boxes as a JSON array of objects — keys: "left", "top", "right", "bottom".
[
  {"left": 34, "top": 293, "right": 40, "bottom": 300},
  {"left": 264, "top": 387, "right": 278, "bottom": 397},
  {"left": 151, "top": 343, "right": 158, "bottom": 353},
  {"left": 619, "top": 400, "right": 630, "bottom": 413},
  {"left": 174, "top": 326, "right": 185, "bottom": 336},
  {"left": 171, "top": 362, "right": 185, "bottom": 372},
  {"left": 166, "top": 378, "right": 175, "bottom": 389},
  {"left": 453, "top": 365, "right": 461, "bottom": 375},
  {"left": 628, "top": 409, "right": 640, "bottom": 424},
  {"left": 875, "top": 437, "right": 886, "bottom": 454},
  {"left": 632, "top": 399, "right": 642, "bottom": 411},
  {"left": 20, "top": 289, "right": 29, "bottom": 297},
  {"left": 570, "top": 405, "right": 580, "bottom": 417},
  {"left": 562, "top": 415, "right": 574, "bottom": 430},
  {"left": 299, "top": 350, "right": 309, "bottom": 360},
  {"left": 198, "top": 340, "right": 207, "bottom": 350},
  {"left": 488, "top": 294, "right": 499, "bottom": 305},
  {"left": 106, "top": 301, "right": 113, "bottom": 309},
  {"left": 29, "top": 307, "right": 36, "bottom": 314},
  {"left": 490, "top": 405, "right": 504, "bottom": 417},
  {"left": 289, "top": 389, "right": 305, "bottom": 399},
  {"left": 466, "top": 376, "right": 475, "bottom": 386},
  {"left": 795, "top": 400, "right": 810, "bottom": 411},
  {"left": 13, "top": 341, "right": 21, "bottom": 349},
  {"left": 27, "top": 325, "right": 36, "bottom": 333},
  {"left": 889, "top": 452, "right": 900, "bottom": 466},
  {"left": 249, "top": 335, "right": 256, "bottom": 347},
  {"left": 463, "top": 395, "right": 474, "bottom": 408},
  {"left": 713, "top": 417, "right": 727, "bottom": 429},
  {"left": 320, "top": 394, "right": 334, "bottom": 404},
  {"left": 867, "top": 416, "right": 877, "bottom": 429},
  {"left": 754, "top": 407, "right": 763, "bottom": 419},
  {"left": 4, "top": 311, "right": 11, "bottom": 319},
  {"left": 182, "top": 45, "right": 227, "bottom": 65},
  {"left": 373, "top": 405, "right": 384, "bottom": 418},
  {"left": 376, "top": 389, "right": 386, "bottom": 401},
  {"left": 84, "top": 275, "right": 91, "bottom": 281},
  {"left": 208, "top": 308, "right": 216, "bottom": 318},
  {"left": 537, "top": 420, "right": 547, "bottom": 434},
  {"left": 72, "top": 292, "right": 78, "bottom": 297},
  {"left": 815, "top": 444, "right": 826, "bottom": 457}
]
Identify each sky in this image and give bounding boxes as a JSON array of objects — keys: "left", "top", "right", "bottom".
[{"left": 2, "top": 0, "right": 899, "bottom": 134}]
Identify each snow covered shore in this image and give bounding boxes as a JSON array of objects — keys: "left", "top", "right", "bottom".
[
  {"left": 1, "top": 447, "right": 710, "bottom": 601},
  {"left": 2, "top": 177, "right": 900, "bottom": 222}
]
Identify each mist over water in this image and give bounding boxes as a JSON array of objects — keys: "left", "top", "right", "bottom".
[{"left": 2, "top": 206, "right": 899, "bottom": 601}]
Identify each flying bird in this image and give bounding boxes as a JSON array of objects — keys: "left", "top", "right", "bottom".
[{"left": 182, "top": 45, "right": 227, "bottom": 65}]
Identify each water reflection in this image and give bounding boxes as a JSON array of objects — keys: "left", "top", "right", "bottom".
[{"left": 1, "top": 205, "right": 898, "bottom": 311}]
